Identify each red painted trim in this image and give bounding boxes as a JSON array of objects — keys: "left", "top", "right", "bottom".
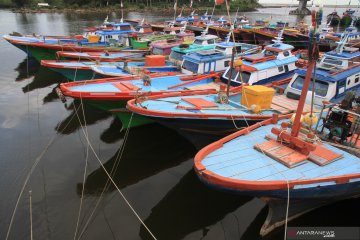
[
  {"left": 41, "top": 60, "right": 94, "bottom": 70},
  {"left": 264, "top": 46, "right": 293, "bottom": 52},
  {"left": 9, "top": 39, "right": 149, "bottom": 53}
]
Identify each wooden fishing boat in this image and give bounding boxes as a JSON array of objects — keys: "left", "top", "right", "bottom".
[
  {"left": 3, "top": 33, "right": 143, "bottom": 62},
  {"left": 126, "top": 78, "right": 293, "bottom": 148},
  {"left": 56, "top": 51, "right": 147, "bottom": 62},
  {"left": 42, "top": 56, "right": 179, "bottom": 81},
  {"left": 150, "top": 30, "right": 195, "bottom": 56},
  {"left": 59, "top": 72, "right": 221, "bottom": 127},
  {"left": 126, "top": 39, "right": 300, "bottom": 147},
  {"left": 285, "top": 45, "right": 360, "bottom": 105},
  {"left": 3, "top": 22, "right": 136, "bottom": 61},
  {"left": 222, "top": 39, "right": 298, "bottom": 86},
  {"left": 41, "top": 60, "right": 112, "bottom": 81},
  {"left": 59, "top": 72, "right": 221, "bottom": 102},
  {"left": 208, "top": 25, "right": 255, "bottom": 44},
  {"left": 252, "top": 26, "right": 279, "bottom": 46},
  {"left": 282, "top": 30, "right": 309, "bottom": 50},
  {"left": 180, "top": 35, "right": 260, "bottom": 75},
  {"left": 128, "top": 40, "right": 298, "bottom": 144},
  {"left": 55, "top": 72, "right": 176, "bottom": 128},
  {"left": 128, "top": 33, "right": 176, "bottom": 49},
  {"left": 91, "top": 55, "right": 181, "bottom": 78},
  {"left": 194, "top": 9, "right": 360, "bottom": 236},
  {"left": 168, "top": 28, "right": 219, "bottom": 65}
]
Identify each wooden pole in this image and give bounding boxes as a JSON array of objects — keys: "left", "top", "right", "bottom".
[{"left": 226, "top": 47, "right": 236, "bottom": 98}]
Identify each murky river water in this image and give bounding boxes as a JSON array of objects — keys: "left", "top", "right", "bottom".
[{"left": 0, "top": 6, "right": 359, "bottom": 240}]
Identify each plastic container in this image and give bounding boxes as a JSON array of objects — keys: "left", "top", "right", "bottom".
[
  {"left": 145, "top": 55, "right": 166, "bottom": 67},
  {"left": 241, "top": 85, "right": 275, "bottom": 109},
  {"left": 88, "top": 35, "right": 100, "bottom": 43}
]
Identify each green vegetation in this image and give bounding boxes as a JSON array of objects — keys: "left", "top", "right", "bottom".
[
  {"left": 0, "top": 0, "right": 13, "bottom": 7},
  {"left": 3, "top": 0, "right": 259, "bottom": 12}
]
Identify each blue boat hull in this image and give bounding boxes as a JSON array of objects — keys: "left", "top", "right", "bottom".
[
  {"left": 197, "top": 175, "right": 360, "bottom": 200},
  {"left": 150, "top": 117, "right": 261, "bottom": 149}
]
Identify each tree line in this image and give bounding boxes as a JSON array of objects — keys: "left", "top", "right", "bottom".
[{"left": 0, "top": 0, "right": 259, "bottom": 10}]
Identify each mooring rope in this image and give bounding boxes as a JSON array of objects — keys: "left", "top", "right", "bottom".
[
  {"left": 75, "top": 113, "right": 134, "bottom": 240},
  {"left": 70, "top": 90, "right": 157, "bottom": 240}
]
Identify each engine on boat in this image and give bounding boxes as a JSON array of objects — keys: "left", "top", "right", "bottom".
[{"left": 320, "top": 91, "right": 360, "bottom": 145}]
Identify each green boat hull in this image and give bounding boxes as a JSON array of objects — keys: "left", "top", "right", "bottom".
[
  {"left": 283, "top": 34, "right": 308, "bottom": 49},
  {"left": 49, "top": 68, "right": 101, "bottom": 81},
  {"left": 15, "top": 44, "right": 58, "bottom": 61},
  {"left": 85, "top": 100, "right": 153, "bottom": 128},
  {"left": 129, "top": 38, "right": 150, "bottom": 49},
  {"left": 129, "top": 35, "right": 175, "bottom": 49}
]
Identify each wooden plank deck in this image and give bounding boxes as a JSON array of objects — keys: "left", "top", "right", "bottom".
[
  {"left": 185, "top": 82, "right": 220, "bottom": 91},
  {"left": 271, "top": 95, "right": 320, "bottom": 114}
]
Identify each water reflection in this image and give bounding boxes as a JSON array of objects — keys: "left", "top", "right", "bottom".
[
  {"left": 43, "top": 87, "right": 62, "bottom": 103},
  {"left": 140, "top": 170, "right": 252, "bottom": 240},
  {"left": 55, "top": 99, "right": 112, "bottom": 135},
  {"left": 14, "top": 57, "right": 40, "bottom": 81},
  {"left": 78, "top": 123, "right": 195, "bottom": 195}
]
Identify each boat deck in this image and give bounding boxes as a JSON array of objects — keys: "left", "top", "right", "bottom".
[
  {"left": 201, "top": 119, "right": 360, "bottom": 182},
  {"left": 67, "top": 76, "right": 210, "bottom": 93},
  {"left": 135, "top": 92, "right": 319, "bottom": 117}
]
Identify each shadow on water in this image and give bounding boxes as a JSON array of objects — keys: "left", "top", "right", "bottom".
[
  {"left": 139, "top": 170, "right": 253, "bottom": 240},
  {"left": 239, "top": 197, "right": 360, "bottom": 240},
  {"left": 14, "top": 57, "right": 40, "bottom": 81},
  {"left": 100, "top": 117, "right": 124, "bottom": 143},
  {"left": 22, "top": 66, "right": 67, "bottom": 93},
  {"left": 55, "top": 99, "right": 112, "bottom": 135},
  {"left": 77, "top": 123, "right": 195, "bottom": 195}
]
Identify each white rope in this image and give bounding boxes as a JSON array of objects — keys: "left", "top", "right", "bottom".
[
  {"left": 29, "top": 190, "right": 33, "bottom": 240},
  {"left": 73, "top": 122, "right": 90, "bottom": 240}
]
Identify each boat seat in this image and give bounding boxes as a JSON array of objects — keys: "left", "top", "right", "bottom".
[
  {"left": 112, "top": 82, "right": 140, "bottom": 91},
  {"left": 185, "top": 82, "right": 220, "bottom": 91},
  {"left": 308, "top": 145, "right": 343, "bottom": 166},
  {"left": 182, "top": 98, "right": 218, "bottom": 108},
  {"left": 255, "top": 139, "right": 309, "bottom": 168}
]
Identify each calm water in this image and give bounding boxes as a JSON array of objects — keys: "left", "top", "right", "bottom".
[{"left": 0, "top": 7, "right": 359, "bottom": 240}]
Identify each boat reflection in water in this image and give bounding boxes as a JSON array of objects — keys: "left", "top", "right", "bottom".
[
  {"left": 14, "top": 56, "right": 40, "bottom": 82},
  {"left": 77, "top": 123, "right": 195, "bottom": 195},
  {"left": 55, "top": 99, "right": 112, "bottom": 135},
  {"left": 139, "top": 170, "right": 254, "bottom": 240}
]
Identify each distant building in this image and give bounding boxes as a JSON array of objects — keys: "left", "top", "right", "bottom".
[{"left": 37, "top": 3, "right": 50, "bottom": 7}]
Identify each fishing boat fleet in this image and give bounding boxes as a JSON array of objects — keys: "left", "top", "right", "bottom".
[{"left": 4, "top": 3, "right": 360, "bottom": 237}]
